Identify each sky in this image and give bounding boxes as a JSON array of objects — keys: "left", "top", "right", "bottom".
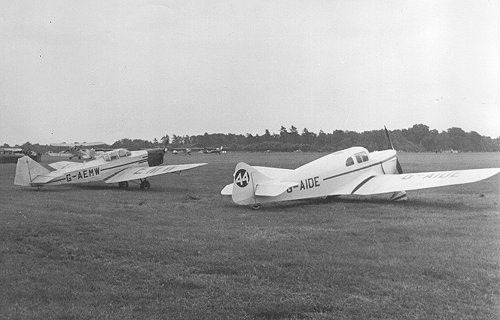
[{"left": 1, "top": 0, "right": 499, "bottom": 145}]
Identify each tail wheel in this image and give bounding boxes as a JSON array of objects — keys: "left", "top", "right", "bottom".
[
  {"left": 118, "top": 181, "right": 129, "bottom": 189},
  {"left": 140, "top": 180, "right": 150, "bottom": 190}
]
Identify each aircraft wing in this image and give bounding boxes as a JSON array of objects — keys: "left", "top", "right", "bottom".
[
  {"left": 104, "top": 163, "right": 207, "bottom": 184},
  {"left": 349, "top": 168, "right": 500, "bottom": 195},
  {"left": 220, "top": 181, "right": 298, "bottom": 197}
]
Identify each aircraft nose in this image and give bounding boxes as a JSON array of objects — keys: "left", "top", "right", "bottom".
[{"left": 147, "top": 149, "right": 165, "bottom": 167}]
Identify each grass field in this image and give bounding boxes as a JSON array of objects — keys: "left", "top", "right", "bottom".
[{"left": 1, "top": 152, "right": 499, "bottom": 319}]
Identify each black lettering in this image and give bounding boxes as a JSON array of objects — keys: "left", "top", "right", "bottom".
[
  {"left": 300, "top": 180, "right": 305, "bottom": 190},
  {"left": 77, "top": 172, "right": 83, "bottom": 179},
  {"left": 314, "top": 176, "right": 320, "bottom": 187},
  {"left": 287, "top": 187, "right": 293, "bottom": 193},
  {"left": 83, "top": 170, "right": 88, "bottom": 178},
  {"left": 307, "top": 178, "right": 314, "bottom": 188},
  {"left": 66, "top": 174, "right": 71, "bottom": 182},
  {"left": 89, "top": 169, "right": 94, "bottom": 177},
  {"left": 94, "top": 167, "right": 100, "bottom": 175}
]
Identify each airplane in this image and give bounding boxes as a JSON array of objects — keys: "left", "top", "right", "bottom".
[
  {"left": 204, "top": 146, "right": 227, "bottom": 154},
  {"left": 14, "top": 148, "right": 207, "bottom": 190},
  {"left": 221, "top": 128, "right": 500, "bottom": 209},
  {"left": 49, "top": 142, "right": 109, "bottom": 160},
  {"left": 1, "top": 147, "right": 40, "bottom": 163},
  {"left": 168, "top": 146, "right": 227, "bottom": 155}
]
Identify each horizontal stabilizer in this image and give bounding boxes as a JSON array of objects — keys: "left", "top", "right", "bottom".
[
  {"left": 221, "top": 183, "right": 233, "bottom": 195},
  {"left": 255, "top": 181, "right": 298, "bottom": 197}
]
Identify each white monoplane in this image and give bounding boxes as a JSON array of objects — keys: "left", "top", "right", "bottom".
[
  {"left": 221, "top": 128, "right": 500, "bottom": 209},
  {"left": 49, "top": 142, "right": 109, "bottom": 160},
  {"left": 15, "top": 148, "right": 206, "bottom": 190}
]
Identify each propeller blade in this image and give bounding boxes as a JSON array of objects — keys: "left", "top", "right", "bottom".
[
  {"left": 384, "top": 126, "right": 394, "bottom": 150},
  {"left": 396, "top": 159, "right": 403, "bottom": 174},
  {"left": 384, "top": 126, "right": 404, "bottom": 174}
]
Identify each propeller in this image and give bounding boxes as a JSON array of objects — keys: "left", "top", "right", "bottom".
[{"left": 384, "top": 126, "right": 403, "bottom": 174}]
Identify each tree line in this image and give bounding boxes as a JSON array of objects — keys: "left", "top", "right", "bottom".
[{"left": 6, "top": 124, "right": 500, "bottom": 154}]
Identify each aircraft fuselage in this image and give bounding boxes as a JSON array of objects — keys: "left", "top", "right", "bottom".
[{"left": 255, "top": 147, "right": 398, "bottom": 204}]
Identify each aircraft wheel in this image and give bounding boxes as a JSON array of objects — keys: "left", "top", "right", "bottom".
[
  {"left": 252, "top": 203, "right": 262, "bottom": 210},
  {"left": 118, "top": 181, "right": 129, "bottom": 189},
  {"left": 140, "top": 180, "right": 150, "bottom": 190}
]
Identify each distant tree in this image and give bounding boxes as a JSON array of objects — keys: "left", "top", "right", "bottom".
[
  {"left": 170, "top": 135, "right": 182, "bottom": 146},
  {"left": 403, "top": 124, "right": 430, "bottom": 145},
  {"left": 161, "top": 134, "right": 170, "bottom": 146},
  {"left": 279, "top": 126, "right": 288, "bottom": 143},
  {"left": 289, "top": 125, "right": 300, "bottom": 144},
  {"left": 317, "top": 130, "right": 327, "bottom": 147},
  {"left": 263, "top": 129, "right": 272, "bottom": 141}
]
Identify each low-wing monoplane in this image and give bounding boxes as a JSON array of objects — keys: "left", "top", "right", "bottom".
[
  {"left": 221, "top": 128, "right": 500, "bottom": 209},
  {"left": 204, "top": 146, "right": 227, "bottom": 154},
  {"left": 49, "top": 142, "right": 109, "bottom": 160},
  {"left": 15, "top": 148, "right": 207, "bottom": 190},
  {"left": 168, "top": 146, "right": 227, "bottom": 155}
]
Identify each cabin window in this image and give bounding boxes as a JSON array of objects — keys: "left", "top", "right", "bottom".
[
  {"left": 103, "top": 154, "right": 111, "bottom": 161},
  {"left": 354, "top": 152, "right": 369, "bottom": 163},
  {"left": 346, "top": 157, "right": 354, "bottom": 166}
]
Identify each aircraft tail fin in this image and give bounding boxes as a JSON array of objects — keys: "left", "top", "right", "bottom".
[
  {"left": 227, "top": 162, "right": 273, "bottom": 205},
  {"left": 14, "top": 156, "right": 50, "bottom": 186},
  {"left": 222, "top": 162, "right": 297, "bottom": 205}
]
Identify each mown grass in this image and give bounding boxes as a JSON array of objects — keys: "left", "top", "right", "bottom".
[{"left": 0, "top": 152, "right": 499, "bottom": 319}]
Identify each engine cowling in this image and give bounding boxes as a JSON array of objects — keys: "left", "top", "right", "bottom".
[{"left": 147, "top": 149, "right": 165, "bottom": 167}]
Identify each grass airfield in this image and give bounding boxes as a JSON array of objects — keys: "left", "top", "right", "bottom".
[{"left": 1, "top": 152, "right": 499, "bottom": 319}]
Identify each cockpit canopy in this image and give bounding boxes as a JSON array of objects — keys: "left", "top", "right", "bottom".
[
  {"left": 101, "top": 148, "right": 131, "bottom": 161},
  {"left": 346, "top": 151, "right": 369, "bottom": 167}
]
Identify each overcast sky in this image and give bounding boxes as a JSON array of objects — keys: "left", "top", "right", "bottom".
[{"left": 1, "top": 0, "right": 499, "bottom": 145}]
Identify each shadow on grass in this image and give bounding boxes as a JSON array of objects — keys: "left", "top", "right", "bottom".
[
  {"left": 252, "top": 303, "right": 341, "bottom": 320},
  {"left": 20, "top": 183, "right": 191, "bottom": 194},
  {"left": 241, "top": 195, "right": 486, "bottom": 212}
]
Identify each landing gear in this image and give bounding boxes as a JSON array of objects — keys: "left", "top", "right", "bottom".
[
  {"left": 118, "top": 181, "right": 129, "bottom": 189},
  {"left": 140, "top": 180, "right": 150, "bottom": 190},
  {"left": 252, "top": 203, "right": 262, "bottom": 210}
]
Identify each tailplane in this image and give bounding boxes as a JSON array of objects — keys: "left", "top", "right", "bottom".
[
  {"left": 230, "top": 162, "right": 261, "bottom": 205},
  {"left": 227, "top": 162, "right": 272, "bottom": 205},
  {"left": 221, "top": 162, "right": 298, "bottom": 206},
  {"left": 14, "top": 156, "right": 50, "bottom": 186}
]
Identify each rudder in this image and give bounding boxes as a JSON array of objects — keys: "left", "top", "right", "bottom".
[
  {"left": 231, "top": 162, "right": 271, "bottom": 205},
  {"left": 14, "top": 156, "right": 50, "bottom": 186}
]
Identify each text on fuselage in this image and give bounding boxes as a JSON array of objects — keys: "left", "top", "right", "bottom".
[
  {"left": 401, "top": 171, "right": 460, "bottom": 180},
  {"left": 287, "top": 176, "right": 320, "bottom": 193},
  {"left": 66, "top": 167, "right": 100, "bottom": 182}
]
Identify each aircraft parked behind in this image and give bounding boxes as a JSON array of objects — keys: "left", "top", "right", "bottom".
[
  {"left": 48, "top": 142, "right": 109, "bottom": 160},
  {"left": 15, "top": 148, "right": 206, "bottom": 190}
]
